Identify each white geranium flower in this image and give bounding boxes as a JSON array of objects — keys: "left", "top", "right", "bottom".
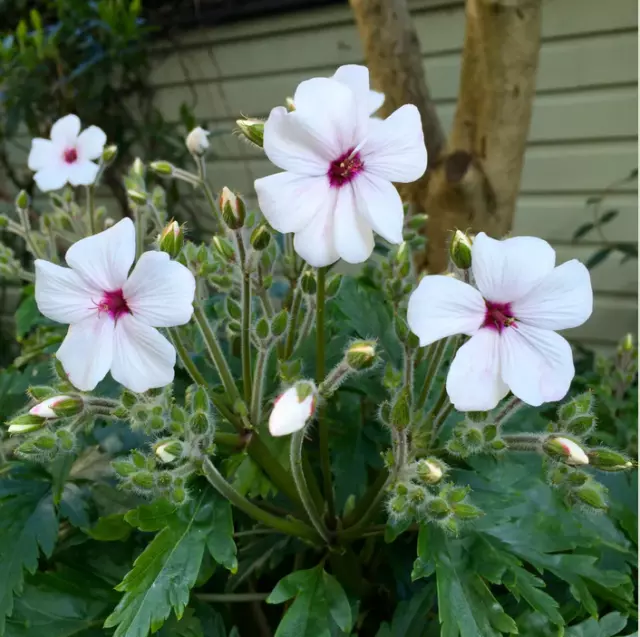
[
  {"left": 255, "top": 65, "right": 427, "bottom": 267},
  {"left": 34, "top": 218, "right": 196, "bottom": 393},
  {"left": 268, "top": 386, "right": 316, "bottom": 437},
  {"left": 28, "top": 114, "right": 107, "bottom": 192},
  {"left": 407, "top": 233, "right": 593, "bottom": 411}
]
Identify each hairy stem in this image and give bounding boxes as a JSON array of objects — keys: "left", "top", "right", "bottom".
[
  {"left": 415, "top": 338, "right": 447, "bottom": 411},
  {"left": 250, "top": 345, "right": 270, "bottom": 425},
  {"left": 284, "top": 280, "right": 304, "bottom": 359},
  {"left": 290, "top": 430, "right": 331, "bottom": 543},
  {"left": 86, "top": 185, "right": 95, "bottom": 235},
  {"left": 236, "top": 233, "right": 253, "bottom": 406},
  {"left": 495, "top": 394, "right": 524, "bottom": 425},
  {"left": 135, "top": 207, "right": 144, "bottom": 259},
  {"left": 168, "top": 327, "right": 206, "bottom": 385},
  {"left": 201, "top": 458, "right": 320, "bottom": 543},
  {"left": 196, "top": 592, "right": 269, "bottom": 603}
]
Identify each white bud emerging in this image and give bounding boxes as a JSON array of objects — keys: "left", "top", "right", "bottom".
[
  {"left": 545, "top": 436, "right": 589, "bottom": 466},
  {"left": 154, "top": 441, "right": 183, "bottom": 464},
  {"left": 416, "top": 459, "right": 445, "bottom": 484},
  {"left": 186, "top": 127, "right": 210, "bottom": 156},
  {"left": 268, "top": 383, "right": 316, "bottom": 437},
  {"left": 8, "top": 422, "right": 44, "bottom": 434},
  {"left": 29, "top": 395, "right": 80, "bottom": 419}
]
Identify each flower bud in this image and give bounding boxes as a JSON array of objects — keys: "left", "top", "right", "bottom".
[
  {"left": 345, "top": 340, "right": 377, "bottom": 371},
  {"left": 449, "top": 230, "right": 473, "bottom": 269},
  {"left": 250, "top": 225, "right": 271, "bottom": 251},
  {"left": 407, "top": 213, "right": 428, "bottom": 231},
  {"left": 149, "top": 161, "right": 174, "bottom": 176},
  {"left": 619, "top": 333, "right": 634, "bottom": 353},
  {"left": 154, "top": 440, "right": 183, "bottom": 464},
  {"left": 112, "top": 460, "right": 137, "bottom": 477},
  {"left": 219, "top": 187, "right": 245, "bottom": 230},
  {"left": 543, "top": 436, "right": 589, "bottom": 466},
  {"left": 158, "top": 220, "right": 184, "bottom": 258},
  {"left": 7, "top": 414, "right": 46, "bottom": 434},
  {"left": 32, "top": 433, "right": 58, "bottom": 451},
  {"left": 326, "top": 274, "right": 343, "bottom": 298},
  {"left": 132, "top": 471, "right": 155, "bottom": 490},
  {"left": 212, "top": 236, "right": 235, "bottom": 262},
  {"left": 56, "top": 429, "right": 75, "bottom": 452},
  {"left": 415, "top": 458, "right": 446, "bottom": 484},
  {"left": 452, "top": 502, "right": 483, "bottom": 519},
  {"left": 225, "top": 297, "right": 242, "bottom": 320},
  {"left": 300, "top": 270, "right": 317, "bottom": 295},
  {"left": 574, "top": 481, "right": 608, "bottom": 510},
  {"left": 101, "top": 144, "right": 117, "bottom": 164},
  {"left": 467, "top": 411, "right": 488, "bottom": 423},
  {"left": 15, "top": 190, "right": 29, "bottom": 210},
  {"left": 268, "top": 382, "right": 316, "bottom": 437},
  {"left": 426, "top": 498, "right": 450, "bottom": 520},
  {"left": 127, "top": 189, "right": 147, "bottom": 205},
  {"left": 27, "top": 386, "right": 55, "bottom": 401},
  {"left": 285, "top": 97, "right": 296, "bottom": 112},
  {"left": 558, "top": 392, "right": 592, "bottom": 422},
  {"left": 587, "top": 447, "right": 633, "bottom": 472},
  {"left": 271, "top": 310, "right": 288, "bottom": 337},
  {"left": 131, "top": 158, "right": 145, "bottom": 179},
  {"left": 186, "top": 127, "right": 210, "bottom": 156},
  {"left": 255, "top": 318, "right": 270, "bottom": 341},
  {"left": 171, "top": 486, "right": 187, "bottom": 504},
  {"left": 29, "top": 395, "right": 83, "bottom": 419},
  {"left": 390, "top": 387, "right": 411, "bottom": 430},
  {"left": 236, "top": 118, "right": 264, "bottom": 148}
]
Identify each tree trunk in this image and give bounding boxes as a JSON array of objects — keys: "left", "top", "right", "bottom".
[{"left": 349, "top": 0, "right": 543, "bottom": 273}]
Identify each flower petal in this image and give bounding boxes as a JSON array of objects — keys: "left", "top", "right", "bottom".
[
  {"left": 35, "top": 259, "right": 101, "bottom": 324},
  {"left": 76, "top": 125, "right": 106, "bottom": 161},
  {"left": 368, "top": 90, "right": 385, "bottom": 115},
  {"left": 263, "top": 106, "right": 331, "bottom": 175},
  {"left": 352, "top": 171, "right": 404, "bottom": 244},
  {"left": 67, "top": 160, "right": 99, "bottom": 186},
  {"left": 50, "top": 114, "right": 81, "bottom": 146},
  {"left": 56, "top": 314, "right": 114, "bottom": 391},
  {"left": 293, "top": 77, "right": 364, "bottom": 156},
  {"left": 446, "top": 330, "right": 509, "bottom": 411},
  {"left": 407, "top": 275, "right": 486, "bottom": 347},
  {"left": 472, "top": 232, "right": 556, "bottom": 303},
  {"left": 65, "top": 217, "right": 135, "bottom": 292},
  {"left": 33, "top": 167, "right": 69, "bottom": 192},
  {"left": 331, "top": 64, "right": 382, "bottom": 116},
  {"left": 255, "top": 172, "right": 331, "bottom": 233},
  {"left": 123, "top": 251, "right": 195, "bottom": 327},
  {"left": 500, "top": 323, "right": 574, "bottom": 407},
  {"left": 268, "top": 387, "right": 314, "bottom": 437},
  {"left": 333, "top": 186, "right": 374, "bottom": 264},
  {"left": 293, "top": 189, "right": 339, "bottom": 267},
  {"left": 28, "top": 139, "right": 58, "bottom": 171},
  {"left": 111, "top": 314, "right": 176, "bottom": 393},
  {"left": 359, "top": 104, "right": 427, "bottom": 182},
  {"left": 511, "top": 260, "right": 593, "bottom": 330}
]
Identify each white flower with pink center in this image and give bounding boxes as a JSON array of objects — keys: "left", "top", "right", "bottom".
[
  {"left": 255, "top": 65, "right": 427, "bottom": 267},
  {"left": 408, "top": 233, "right": 593, "bottom": 411},
  {"left": 269, "top": 386, "right": 316, "bottom": 437},
  {"left": 34, "top": 218, "right": 196, "bottom": 393},
  {"left": 28, "top": 114, "right": 107, "bottom": 192}
]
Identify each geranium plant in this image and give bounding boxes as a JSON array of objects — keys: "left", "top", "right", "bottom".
[{"left": 0, "top": 65, "right": 637, "bottom": 637}]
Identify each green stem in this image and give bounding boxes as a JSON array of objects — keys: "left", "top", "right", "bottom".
[
  {"left": 495, "top": 395, "right": 523, "bottom": 425},
  {"left": 200, "top": 174, "right": 224, "bottom": 231},
  {"left": 290, "top": 430, "right": 331, "bottom": 543},
  {"left": 284, "top": 282, "right": 304, "bottom": 359},
  {"left": 236, "top": 234, "right": 252, "bottom": 406},
  {"left": 196, "top": 592, "right": 269, "bottom": 603},
  {"left": 201, "top": 458, "right": 320, "bottom": 543},
  {"left": 250, "top": 345, "right": 270, "bottom": 425},
  {"left": 215, "top": 432, "right": 243, "bottom": 448},
  {"left": 193, "top": 300, "right": 241, "bottom": 404},
  {"left": 86, "top": 185, "right": 95, "bottom": 235},
  {"left": 135, "top": 207, "right": 144, "bottom": 259},
  {"left": 256, "top": 266, "right": 275, "bottom": 318},
  {"left": 315, "top": 267, "right": 335, "bottom": 522},
  {"left": 17, "top": 208, "right": 43, "bottom": 259},
  {"left": 415, "top": 338, "right": 447, "bottom": 411},
  {"left": 430, "top": 402, "right": 454, "bottom": 445},
  {"left": 341, "top": 468, "right": 390, "bottom": 533},
  {"left": 168, "top": 327, "right": 206, "bottom": 385}
]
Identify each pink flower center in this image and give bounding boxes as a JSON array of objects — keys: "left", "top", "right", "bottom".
[
  {"left": 63, "top": 147, "right": 78, "bottom": 164},
  {"left": 483, "top": 300, "right": 517, "bottom": 333},
  {"left": 328, "top": 148, "right": 364, "bottom": 187},
  {"left": 96, "top": 289, "right": 131, "bottom": 321}
]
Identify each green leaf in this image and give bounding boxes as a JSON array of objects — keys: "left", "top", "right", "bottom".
[
  {"left": 105, "top": 490, "right": 237, "bottom": 637},
  {"left": 5, "top": 568, "right": 116, "bottom": 637},
  {"left": 268, "top": 566, "right": 351, "bottom": 636},
  {"left": 566, "top": 612, "right": 628, "bottom": 637},
  {"left": 572, "top": 222, "right": 595, "bottom": 241},
  {"left": 0, "top": 470, "right": 59, "bottom": 633},
  {"left": 15, "top": 289, "right": 48, "bottom": 339},
  {"left": 205, "top": 495, "right": 237, "bottom": 573},
  {"left": 88, "top": 513, "right": 133, "bottom": 542},
  {"left": 411, "top": 525, "right": 435, "bottom": 581},
  {"left": 598, "top": 209, "right": 619, "bottom": 225},
  {"left": 585, "top": 248, "right": 612, "bottom": 270},
  {"left": 157, "top": 608, "right": 204, "bottom": 637},
  {"left": 376, "top": 585, "right": 435, "bottom": 637}
]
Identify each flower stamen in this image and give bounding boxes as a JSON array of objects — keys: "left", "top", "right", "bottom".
[
  {"left": 328, "top": 148, "right": 364, "bottom": 188},
  {"left": 92, "top": 289, "right": 131, "bottom": 321},
  {"left": 63, "top": 148, "right": 78, "bottom": 164},
  {"left": 483, "top": 300, "right": 517, "bottom": 333}
]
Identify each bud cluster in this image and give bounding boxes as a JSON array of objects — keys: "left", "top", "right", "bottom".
[{"left": 446, "top": 413, "right": 506, "bottom": 457}]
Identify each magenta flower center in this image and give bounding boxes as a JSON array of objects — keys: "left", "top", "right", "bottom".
[
  {"left": 483, "top": 300, "right": 517, "bottom": 333},
  {"left": 96, "top": 289, "right": 131, "bottom": 320},
  {"left": 328, "top": 148, "right": 364, "bottom": 187},
  {"left": 63, "top": 147, "right": 78, "bottom": 164}
]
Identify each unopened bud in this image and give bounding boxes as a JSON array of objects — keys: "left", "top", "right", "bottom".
[
  {"left": 300, "top": 271, "right": 317, "bottom": 295},
  {"left": 391, "top": 387, "right": 411, "bottom": 430},
  {"left": 131, "top": 158, "right": 145, "bottom": 179},
  {"left": 7, "top": 414, "right": 46, "bottom": 434},
  {"left": 236, "top": 118, "right": 264, "bottom": 148},
  {"left": 102, "top": 145, "right": 118, "bottom": 164},
  {"left": 127, "top": 189, "right": 147, "bottom": 205},
  {"left": 28, "top": 386, "right": 55, "bottom": 401},
  {"left": 219, "top": 187, "right": 245, "bottom": 229},
  {"left": 154, "top": 440, "right": 183, "bottom": 464},
  {"left": 426, "top": 498, "right": 450, "bottom": 520},
  {"left": 158, "top": 220, "right": 184, "bottom": 258},
  {"left": 29, "top": 395, "right": 83, "bottom": 419},
  {"left": 190, "top": 411, "right": 211, "bottom": 435},
  {"left": 32, "top": 433, "right": 57, "bottom": 451},
  {"left": 452, "top": 502, "right": 483, "bottom": 519},
  {"left": 56, "top": 429, "right": 75, "bottom": 452},
  {"left": 574, "top": 482, "right": 608, "bottom": 510},
  {"left": 186, "top": 127, "right": 210, "bottom": 156},
  {"left": 212, "top": 236, "right": 235, "bottom": 262},
  {"left": 250, "top": 225, "right": 271, "bottom": 251},
  {"left": 149, "top": 161, "right": 173, "bottom": 176},
  {"left": 132, "top": 471, "right": 155, "bottom": 490},
  {"left": 449, "top": 230, "right": 473, "bottom": 269},
  {"left": 268, "top": 382, "right": 317, "bottom": 437},
  {"left": 15, "top": 190, "right": 29, "bottom": 210},
  {"left": 346, "top": 340, "right": 377, "bottom": 370},
  {"left": 326, "top": 274, "right": 343, "bottom": 298},
  {"left": 255, "top": 318, "right": 270, "bottom": 341},
  {"left": 271, "top": 310, "right": 288, "bottom": 337},
  {"left": 407, "top": 214, "right": 428, "bottom": 231},
  {"left": 559, "top": 393, "right": 592, "bottom": 421},
  {"left": 544, "top": 436, "right": 589, "bottom": 466},
  {"left": 226, "top": 297, "right": 242, "bottom": 320},
  {"left": 415, "top": 458, "right": 445, "bottom": 484},
  {"left": 112, "top": 460, "right": 137, "bottom": 477},
  {"left": 587, "top": 447, "right": 633, "bottom": 472},
  {"left": 285, "top": 97, "right": 296, "bottom": 111}
]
